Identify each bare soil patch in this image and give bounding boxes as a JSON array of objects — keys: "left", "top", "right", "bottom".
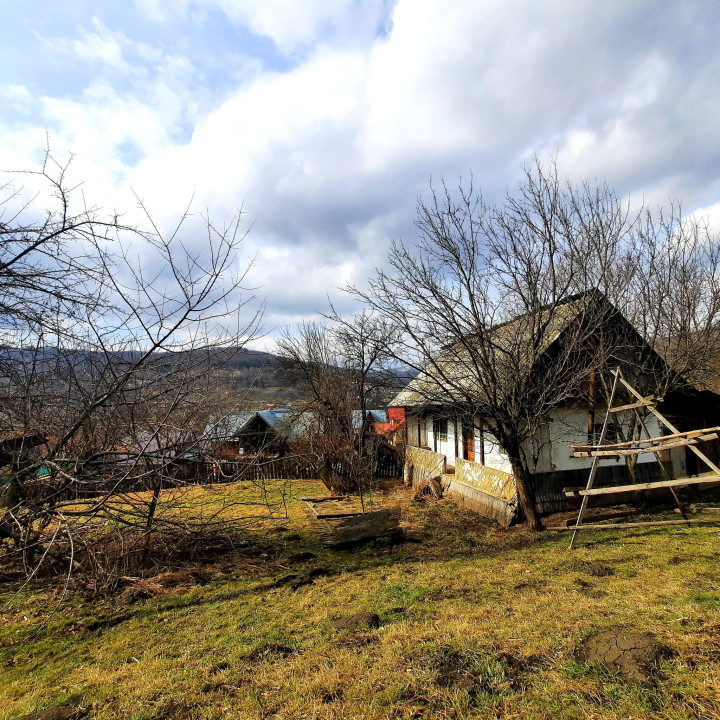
[
  {"left": 576, "top": 630, "right": 671, "bottom": 686},
  {"left": 332, "top": 612, "right": 381, "bottom": 630},
  {"left": 570, "top": 558, "right": 615, "bottom": 577}
]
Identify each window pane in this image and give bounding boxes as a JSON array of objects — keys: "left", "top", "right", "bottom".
[{"left": 433, "top": 418, "right": 448, "bottom": 442}]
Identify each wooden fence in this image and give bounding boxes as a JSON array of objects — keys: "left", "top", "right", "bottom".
[{"left": 8, "top": 447, "right": 403, "bottom": 505}]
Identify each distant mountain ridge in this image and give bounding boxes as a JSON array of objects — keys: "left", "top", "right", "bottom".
[
  {"left": 0, "top": 344, "right": 278, "bottom": 369},
  {"left": 0, "top": 344, "right": 417, "bottom": 407}
]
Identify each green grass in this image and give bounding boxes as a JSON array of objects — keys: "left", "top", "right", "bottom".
[{"left": 1, "top": 480, "right": 719, "bottom": 719}]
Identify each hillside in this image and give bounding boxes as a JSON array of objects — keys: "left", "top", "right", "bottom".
[
  {"left": 1, "top": 481, "right": 719, "bottom": 719},
  {"left": 0, "top": 344, "right": 410, "bottom": 408}
]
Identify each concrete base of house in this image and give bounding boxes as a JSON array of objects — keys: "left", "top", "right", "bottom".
[{"left": 440, "top": 475, "right": 518, "bottom": 528}]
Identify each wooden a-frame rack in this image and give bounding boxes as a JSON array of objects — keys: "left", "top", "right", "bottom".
[{"left": 565, "top": 367, "right": 720, "bottom": 549}]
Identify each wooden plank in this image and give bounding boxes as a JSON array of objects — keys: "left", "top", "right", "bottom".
[
  {"left": 318, "top": 507, "right": 401, "bottom": 547},
  {"left": 673, "top": 506, "right": 720, "bottom": 514},
  {"left": 564, "top": 475, "right": 720, "bottom": 497},
  {"left": 330, "top": 508, "right": 397, "bottom": 528},
  {"left": 551, "top": 519, "right": 720, "bottom": 531},
  {"left": 300, "top": 503, "right": 321, "bottom": 523},
  {"left": 575, "top": 434, "right": 719, "bottom": 456},
  {"left": 608, "top": 398, "right": 657, "bottom": 413},
  {"left": 572, "top": 435, "right": 719, "bottom": 457},
  {"left": 617, "top": 374, "right": 720, "bottom": 476},
  {"left": 571, "top": 426, "right": 720, "bottom": 452},
  {"left": 562, "top": 508, "right": 639, "bottom": 526},
  {"left": 570, "top": 368, "right": 621, "bottom": 549}
]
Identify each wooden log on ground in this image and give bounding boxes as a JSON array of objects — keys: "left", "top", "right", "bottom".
[
  {"left": 317, "top": 507, "right": 402, "bottom": 548},
  {"left": 549, "top": 518, "right": 720, "bottom": 531},
  {"left": 562, "top": 508, "right": 639, "bottom": 527},
  {"left": 674, "top": 506, "right": 720, "bottom": 514},
  {"left": 413, "top": 476, "right": 443, "bottom": 500}
]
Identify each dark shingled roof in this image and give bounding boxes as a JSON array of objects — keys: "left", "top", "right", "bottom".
[{"left": 390, "top": 291, "right": 605, "bottom": 409}]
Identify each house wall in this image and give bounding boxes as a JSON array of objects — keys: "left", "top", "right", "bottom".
[
  {"left": 407, "top": 406, "right": 679, "bottom": 476},
  {"left": 407, "top": 414, "right": 428, "bottom": 448},
  {"left": 428, "top": 416, "right": 458, "bottom": 464},
  {"left": 404, "top": 405, "right": 695, "bottom": 515},
  {"left": 406, "top": 415, "right": 417, "bottom": 447},
  {"left": 482, "top": 430, "right": 513, "bottom": 474},
  {"left": 538, "top": 405, "right": 662, "bottom": 474},
  {"left": 519, "top": 405, "right": 690, "bottom": 513},
  {"left": 407, "top": 414, "right": 513, "bottom": 474}
]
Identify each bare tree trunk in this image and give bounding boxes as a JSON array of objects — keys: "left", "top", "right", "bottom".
[
  {"left": 507, "top": 453, "right": 543, "bottom": 531},
  {"left": 319, "top": 455, "right": 332, "bottom": 487},
  {"left": 143, "top": 477, "right": 162, "bottom": 561}
]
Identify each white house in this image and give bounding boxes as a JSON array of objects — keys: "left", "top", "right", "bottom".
[{"left": 391, "top": 292, "right": 720, "bottom": 522}]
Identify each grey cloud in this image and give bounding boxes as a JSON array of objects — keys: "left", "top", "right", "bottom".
[{"left": 6, "top": 0, "right": 720, "bottom": 335}]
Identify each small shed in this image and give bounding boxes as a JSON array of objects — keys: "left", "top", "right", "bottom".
[{"left": 205, "top": 410, "right": 292, "bottom": 457}]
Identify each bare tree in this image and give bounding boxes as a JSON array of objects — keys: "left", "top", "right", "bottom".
[
  {"left": 352, "top": 161, "right": 720, "bottom": 529},
  {"left": 276, "top": 311, "right": 399, "bottom": 499},
  {"left": 0, "top": 149, "right": 270, "bottom": 588}
]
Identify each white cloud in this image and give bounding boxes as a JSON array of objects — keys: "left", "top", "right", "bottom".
[
  {"left": 135, "top": 0, "right": 389, "bottom": 53},
  {"left": 3, "top": 0, "right": 720, "bottom": 332},
  {"left": 689, "top": 201, "right": 720, "bottom": 234},
  {"left": 134, "top": 0, "right": 191, "bottom": 24},
  {"left": 70, "top": 17, "right": 129, "bottom": 68},
  {"left": 0, "top": 84, "right": 34, "bottom": 113},
  {"left": 202, "top": 0, "right": 387, "bottom": 52}
]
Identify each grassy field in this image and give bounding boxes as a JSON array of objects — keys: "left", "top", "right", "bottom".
[{"left": 1, "top": 479, "right": 719, "bottom": 720}]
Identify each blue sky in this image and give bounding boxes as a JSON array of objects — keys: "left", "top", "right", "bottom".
[{"left": 2, "top": 0, "right": 720, "bottom": 347}]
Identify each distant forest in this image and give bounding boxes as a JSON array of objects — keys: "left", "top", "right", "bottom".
[
  {"left": 219, "top": 348, "right": 409, "bottom": 409},
  {"left": 0, "top": 345, "right": 408, "bottom": 410}
]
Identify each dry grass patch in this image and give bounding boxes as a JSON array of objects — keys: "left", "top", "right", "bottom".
[{"left": 1, "top": 480, "right": 719, "bottom": 719}]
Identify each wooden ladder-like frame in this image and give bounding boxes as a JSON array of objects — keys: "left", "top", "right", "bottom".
[{"left": 566, "top": 367, "right": 720, "bottom": 549}]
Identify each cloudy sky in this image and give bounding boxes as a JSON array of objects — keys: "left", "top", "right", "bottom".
[{"left": 2, "top": 0, "right": 720, "bottom": 347}]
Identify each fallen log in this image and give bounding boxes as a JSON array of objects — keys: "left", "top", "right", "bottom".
[
  {"left": 549, "top": 519, "right": 720, "bottom": 531},
  {"left": 303, "top": 497, "right": 402, "bottom": 548},
  {"left": 562, "top": 508, "right": 639, "bottom": 527}
]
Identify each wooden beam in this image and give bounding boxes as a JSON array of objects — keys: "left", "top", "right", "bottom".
[
  {"left": 573, "top": 434, "right": 719, "bottom": 457},
  {"left": 568, "top": 368, "right": 720, "bottom": 547},
  {"left": 674, "top": 506, "right": 720, "bottom": 514},
  {"left": 608, "top": 398, "right": 657, "bottom": 413},
  {"left": 571, "top": 426, "right": 720, "bottom": 452},
  {"left": 617, "top": 374, "right": 720, "bottom": 476},
  {"left": 300, "top": 495, "right": 343, "bottom": 502},
  {"left": 570, "top": 368, "right": 621, "bottom": 550},
  {"left": 564, "top": 475, "right": 720, "bottom": 497},
  {"left": 562, "top": 508, "right": 639, "bottom": 526},
  {"left": 551, "top": 519, "right": 720, "bottom": 531}
]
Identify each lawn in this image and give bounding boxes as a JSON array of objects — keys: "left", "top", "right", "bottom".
[{"left": 1, "top": 479, "right": 719, "bottom": 719}]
